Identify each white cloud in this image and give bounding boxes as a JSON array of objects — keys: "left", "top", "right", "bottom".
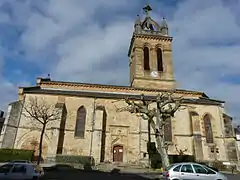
[
  {"left": 54, "top": 20, "right": 133, "bottom": 78},
  {"left": 169, "top": 0, "right": 240, "bottom": 120},
  {"left": 1, "top": 0, "right": 240, "bottom": 123}
]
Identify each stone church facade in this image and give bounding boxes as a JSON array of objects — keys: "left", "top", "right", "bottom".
[{"left": 0, "top": 5, "right": 238, "bottom": 165}]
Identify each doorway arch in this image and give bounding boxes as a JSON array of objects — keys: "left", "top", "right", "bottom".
[{"left": 113, "top": 145, "right": 123, "bottom": 162}]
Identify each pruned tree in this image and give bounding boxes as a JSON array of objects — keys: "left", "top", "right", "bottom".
[
  {"left": 175, "top": 144, "right": 188, "bottom": 156},
  {"left": 119, "top": 92, "right": 183, "bottom": 170},
  {"left": 22, "top": 97, "right": 61, "bottom": 165}
]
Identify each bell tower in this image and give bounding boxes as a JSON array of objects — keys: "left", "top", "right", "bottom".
[{"left": 128, "top": 4, "right": 176, "bottom": 90}]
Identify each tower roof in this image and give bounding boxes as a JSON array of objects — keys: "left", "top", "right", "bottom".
[
  {"left": 128, "top": 5, "right": 171, "bottom": 57},
  {"left": 133, "top": 4, "right": 169, "bottom": 36}
]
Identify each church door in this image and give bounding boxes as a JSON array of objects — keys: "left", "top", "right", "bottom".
[{"left": 113, "top": 145, "right": 123, "bottom": 162}]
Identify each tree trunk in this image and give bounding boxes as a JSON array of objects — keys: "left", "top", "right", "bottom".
[
  {"left": 150, "top": 120, "right": 170, "bottom": 170},
  {"left": 148, "top": 120, "right": 151, "bottom": 167},
  {"left": 37, "top": 123, "right": 46, "bottom": 165},
  {"left": 155, "top": 135, "right": 170, "bottom": 170}
]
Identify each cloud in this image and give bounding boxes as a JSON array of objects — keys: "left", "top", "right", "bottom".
[
  {"left": 54, "top": 19, "right": 133, "bottom": 79},
  {"left": 169, "top": 0, "right": 240, "bottom": 120},
  {"left": 0, "top": 0, "right": 240, "bottom": 123}
]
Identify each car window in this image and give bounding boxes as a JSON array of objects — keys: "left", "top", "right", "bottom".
[
  {"left": 0, "top": 164, "right": 14, "bottom": 173},
  {"left": 180, "top": 165, "right": 194, "bottom": 173},
  {"left": 193, "top": 165, "right": 208, "bottom": 174},
  {"left": 203, "top": 166, "right": 216, "bottom": 174},
  {"left": 11, "top": 160, "right": 29, "bottom": 163},
  {"left": 12, "top": 164, "right": 27, "bottom": 173},
  {"left": 173, "top": 165, "right": 181, "bottom": 172}
]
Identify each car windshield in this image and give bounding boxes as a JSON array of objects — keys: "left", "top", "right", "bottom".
[{"left": 166, "top": 164, "right": 175, "bottom": 171}]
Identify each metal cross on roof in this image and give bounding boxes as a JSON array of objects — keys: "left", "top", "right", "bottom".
[{"left": 143, "top": 4, "right": 152, "bottom": 16}]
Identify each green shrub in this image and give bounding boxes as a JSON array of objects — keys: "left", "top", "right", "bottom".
[
  {"left": 56, "top": 155, "right": 95, "bottom": 166},
  {"left": 0, "top": 149, "right": 34, "bottom": 162},
  {"left": 147, "top": 142, "right": 157, "bottom": 157},
  {"left": 169, "top": 155, "right": 195, "bottom": 163},
  {"left": 150, "top": 153, "right": 162, "bottom": 169}
]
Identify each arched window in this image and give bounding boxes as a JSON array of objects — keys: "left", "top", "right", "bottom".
[
  {"left": 75, "top": 106, "right": 86, "bottom": 138},
  {"left": 143, "top": 47, "right": 150, "bottom": 70},
  {"left": 157, "top": 48, "right": 163, "bottom": 71},
  {"left": 164, "top": 117, "right": 172, "bottom": 142},
  {"left": 203, "top": 114, "right": 213, "bottom": 143}
]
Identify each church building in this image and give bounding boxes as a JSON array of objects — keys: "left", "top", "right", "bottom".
[{"left": 0, "top": 5, "right": 238, "bottom": 165}]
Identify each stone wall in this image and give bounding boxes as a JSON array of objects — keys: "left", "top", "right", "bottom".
[
  {"left": 0, "top": 101, "right": 23, "bottom": 148},
  {"left": 11, "top": 93, "right": 236, "bottom": 164}
]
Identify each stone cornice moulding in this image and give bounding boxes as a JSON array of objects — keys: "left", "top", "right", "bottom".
[{"left": 37, "top": 81, "right": 205, "bottom": 98}]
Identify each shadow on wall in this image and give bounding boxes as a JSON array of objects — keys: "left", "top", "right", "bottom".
[
  {"left": 21, "top": 138, "right": 48, "bottom": 163},
  {"left": 0, "top": 110, "right": 5, "bottom": 133}
]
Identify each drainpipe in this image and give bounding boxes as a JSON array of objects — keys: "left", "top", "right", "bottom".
[{"left": 89, "top": 98, "right": 96, "bottom": 163}]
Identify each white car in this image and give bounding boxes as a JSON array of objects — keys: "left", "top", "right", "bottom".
[
  {"left": 163, "top": 162, "right": 228, "bottom": 180},
  {"left": 0, "top": 162, "right": 44, "bottom": 180}
]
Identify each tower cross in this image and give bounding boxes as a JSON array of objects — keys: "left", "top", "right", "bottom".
[{"left": 143, "top": 4, "right": 152, "bottom": 16}]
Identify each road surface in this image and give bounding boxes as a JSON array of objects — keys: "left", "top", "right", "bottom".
[{"left": 40, "top": 166, "right": 240, "bottom": 180}]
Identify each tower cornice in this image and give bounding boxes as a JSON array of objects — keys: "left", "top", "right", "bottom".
[{"left": 128, "top": 33, "right": 173, "bottom": 57}]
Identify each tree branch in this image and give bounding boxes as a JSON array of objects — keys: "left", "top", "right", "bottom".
[{"left": 22, "top": 97, "right": 60, "bottom": 125}]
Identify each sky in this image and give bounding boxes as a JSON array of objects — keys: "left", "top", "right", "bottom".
[{"left": 0, "top": 0, "right": 240, "bottom": 123}]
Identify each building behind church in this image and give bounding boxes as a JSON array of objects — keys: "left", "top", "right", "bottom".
[{"left": 0, "top": 5, "right": 238, "bottom": 166}]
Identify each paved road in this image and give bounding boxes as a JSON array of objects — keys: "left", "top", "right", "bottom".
[
  {"left": 40, "top": 166, "right": 240, "bottom": 180},
  {"left": 225, "top": 173, "right": 240, "bottom": 180},
  {"left": 41, "top": 170, "right": 155, "bottom": 180},
  {"left": 41, "top": 171, "right": 240, "bottom": 180}
]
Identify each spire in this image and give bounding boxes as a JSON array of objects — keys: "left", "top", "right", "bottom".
[
  {"left": 161, "top": 17, "right": 168, "bottom": 28},
  {"left": 134, "top": 15, "right": 141, "bottom": 26},
  {"left": 143, "top": 4, "right": 152, "bottom": 17},
  {"left": 134, "top": 15, "right": 142, "bottom": 33},
  {"left": 160, "top": 17, "right": 169, "bottom": 35}
]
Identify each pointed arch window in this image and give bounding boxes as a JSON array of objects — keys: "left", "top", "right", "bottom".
[
  {"left": 203, "top": 114, "right": 213, "bottom": 143},
  {"left": 143, "top": 47, "right": 150, "bottom": 70},
  {"left": 164, "top": 117, "right": 172, "bottom": 142},
  {"left": 75, "top": 106, "right": 86, "bottom": 138},
  {"left": 157, "top": 48, "right": 163, "bottom": 71}
]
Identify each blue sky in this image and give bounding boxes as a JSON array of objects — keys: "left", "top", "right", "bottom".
[{"left": 0, "top": 0, "right": 240, "bottom": 123}]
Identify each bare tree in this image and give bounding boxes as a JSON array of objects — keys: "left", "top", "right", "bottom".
[
  {"left": 22, "top": 97, "right": 61, "bottom": 165},
  {"left": 119, "top": 92, "right": 183, "bottom": 170},
  {"left": 175, "top": 144, "right": 188, "bottom": 156}
]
